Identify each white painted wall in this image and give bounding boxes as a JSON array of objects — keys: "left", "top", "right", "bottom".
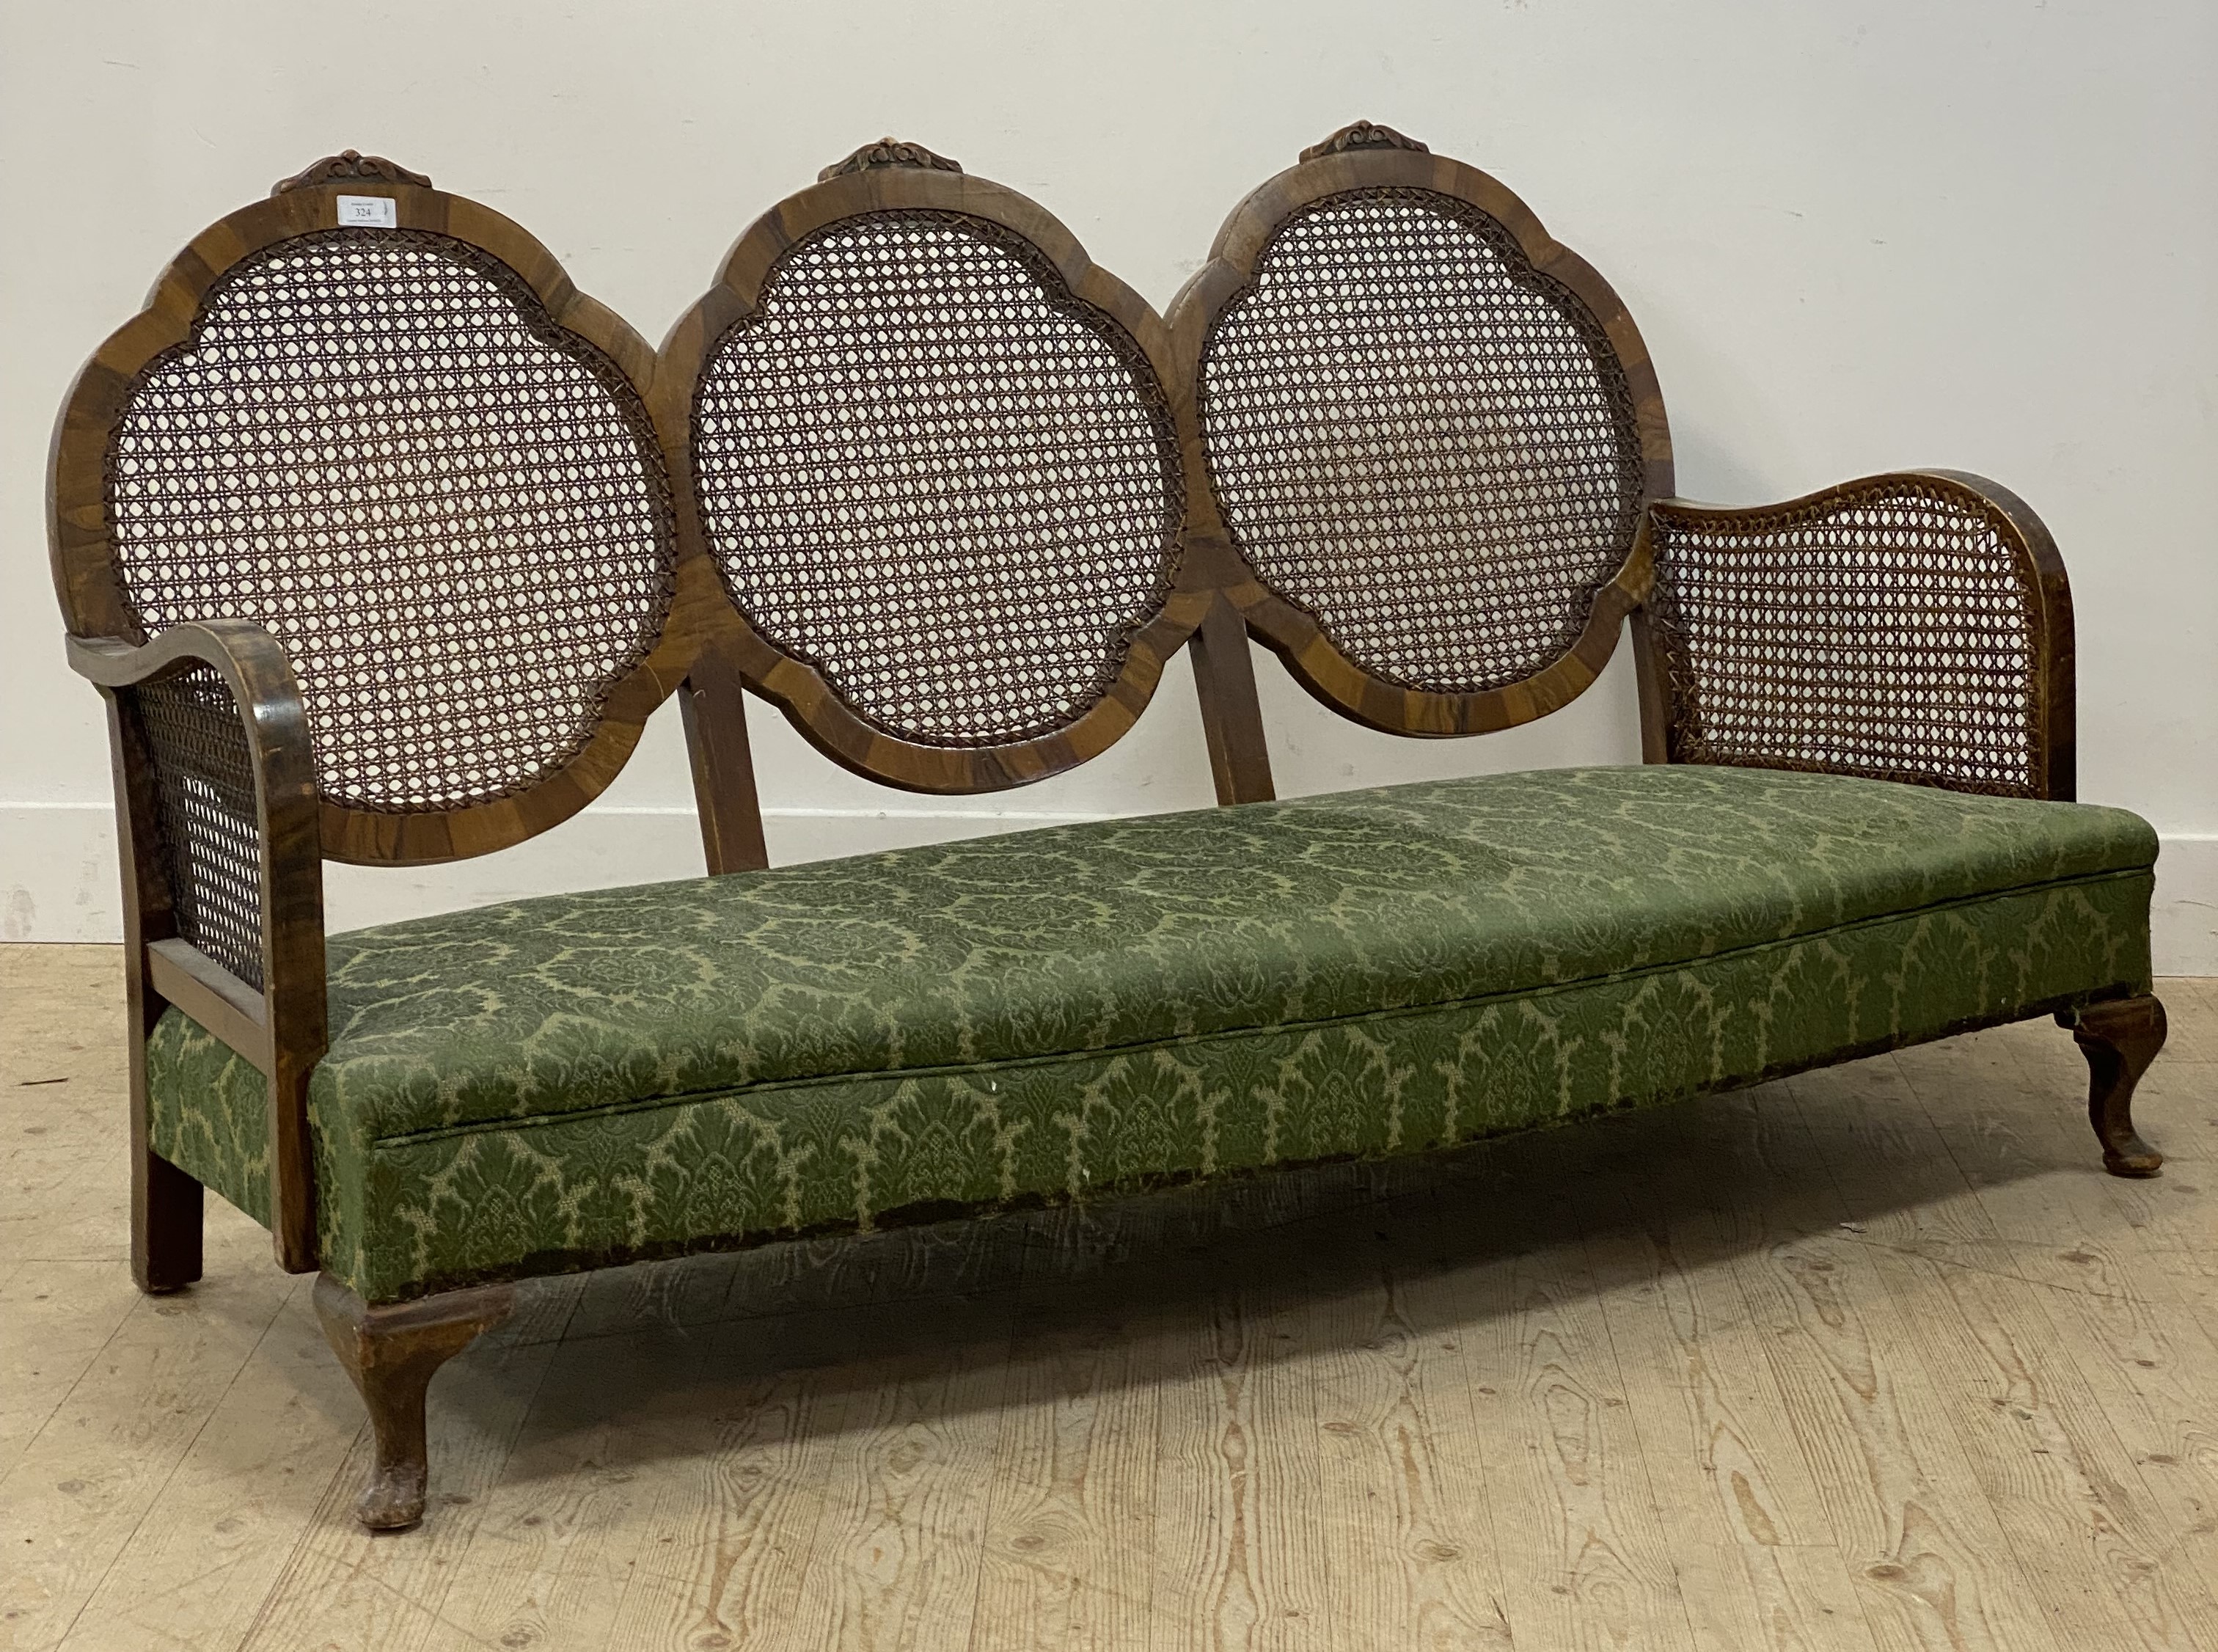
[{"left": 2, "top": 1, "right": 2211, "bottom": 967}]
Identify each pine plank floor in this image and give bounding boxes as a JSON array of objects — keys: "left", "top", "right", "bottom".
[{"left": 1, "top": 943, "right": 2213, "bottom": 1652}]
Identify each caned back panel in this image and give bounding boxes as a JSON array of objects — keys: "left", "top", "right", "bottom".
[
  {"left": 690, "top": 210, "right": 1183, "bottom": 749},
  {"left": 1198, "top": 186, "right": 1647, "bottom": 695},
  {"left": 103, "top": 227, "right": 678, "bottom": 813},
  {"left": 1647, "top": 477, "right": 2052, "bottom": 797}
]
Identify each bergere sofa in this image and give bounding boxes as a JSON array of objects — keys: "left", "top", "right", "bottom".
[{"left": 48, "top": 126, "right": 2167, "bottom": 1529}]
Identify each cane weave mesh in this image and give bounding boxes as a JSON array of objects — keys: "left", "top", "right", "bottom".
[
  {"left": 136, "top": 667, "right": 266, "bottom": 990},
  {"left": 1199, "top": 188, "right": 1646, "bottom": 695},
  {"left": 692, "top": 211, "right": 1182, "bottom": 749},
  {"left": 104, "top": 228, "right": 678, "bottom": 814},
  {"left": 1647, "top": 478, "right": 2046, "bottom": 797}
]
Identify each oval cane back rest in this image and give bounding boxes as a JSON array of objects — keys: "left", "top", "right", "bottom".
[
  {"left": 50, "top": 153, "right": 687, "bottom": 863},
  {"left": 659, "top": 142, "right": 1202, "bottom": 794},
  {"left": 1170, "top": 123, "right": 1675, "bottom": 736}
]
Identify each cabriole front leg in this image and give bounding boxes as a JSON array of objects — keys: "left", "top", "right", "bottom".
[
  {"left": 2069, "top": 994, "right": 2167, "bottom": 1177},
  {"left": 312, "top": 1273, "right": 515, "bottom": 1530}
]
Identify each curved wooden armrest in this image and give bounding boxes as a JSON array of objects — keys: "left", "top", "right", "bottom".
[
  {"left": 70, "top": 615, "right": 303, "bottom": 692},
  {"left": 1633, "top": 469, "right": 2076, "bottom": 800},
  {"left": 73, "top": 622, "right": 329, "bottom": 1271}
]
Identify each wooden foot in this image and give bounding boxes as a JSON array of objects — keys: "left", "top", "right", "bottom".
[
  {"left": 2071, "top": 995, "right": 2167, "bottom": 1177},
  {"left": 133, "top": 1147, "right": 204, "bottom": 1295},
  {"left": 312, "top": 1273, "right": 515, "bottom": 1530}
]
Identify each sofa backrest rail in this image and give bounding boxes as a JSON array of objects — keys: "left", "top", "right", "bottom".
[
  {"left": 54, "top": 129, "right": 1715, "bottom": 876},
  {"left": 53, "top": 132, "right": 2083, "bottom": 879}
]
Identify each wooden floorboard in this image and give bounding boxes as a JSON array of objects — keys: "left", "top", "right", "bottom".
[
  {"left": 1797, "top": 1056, "right": 2218, "bottom": 1650},
  {"left": 1, "top": 943, "right": 2213, "bottom": 1651},
  {"left": 1582, "top": 1119, "right": 1882, "bottom": 1652}
]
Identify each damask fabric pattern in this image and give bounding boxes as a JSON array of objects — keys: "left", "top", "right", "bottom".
[{"left": 144, "top": 766, "right": 2158, "bottom": 1302}]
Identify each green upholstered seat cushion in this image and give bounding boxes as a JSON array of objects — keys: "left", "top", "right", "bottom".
[{"left": 147, "top": 765, "right": 2157, "bottom": 1301}]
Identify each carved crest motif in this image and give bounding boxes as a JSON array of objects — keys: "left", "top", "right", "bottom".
[
  {"left": 1299, "top": 121, "right": 1429, "bottom": 163},
  {"left": 271, "top": 150, "right": 433, "bottom": 196},
  {"left": 818, "top": 138, "right": 965, "bottom": 183}
]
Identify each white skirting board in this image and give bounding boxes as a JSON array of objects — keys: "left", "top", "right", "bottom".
[{"left": 4, "top": 801, "right": 2215, "bottom": 976}]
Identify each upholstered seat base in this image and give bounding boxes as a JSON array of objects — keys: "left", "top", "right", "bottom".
[{"left": 148, "top": 766, "right": 2157, "bottom": 1302}]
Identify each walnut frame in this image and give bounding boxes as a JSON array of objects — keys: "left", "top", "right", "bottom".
[
  {"left": 67, "top": 621, "right": 328, "bottom": 1275},
  {"left": 46, "top": 167, "right": 762, "bottom": 868},
  {"left": 43, "top": 135, "right": 2167, "bottom": 1535},
  {"left": 47, "top": 160, "right": 774, "bottom": 1282},
  {"left": 655, "top": 153, "right": 1264, "bottom": 798},
  {"left": 1166, "top": 135, "right": 1675, "bottom": 740},
  {"left": 1630, "top": 468, "right": 2077, "bottom": 803}
]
